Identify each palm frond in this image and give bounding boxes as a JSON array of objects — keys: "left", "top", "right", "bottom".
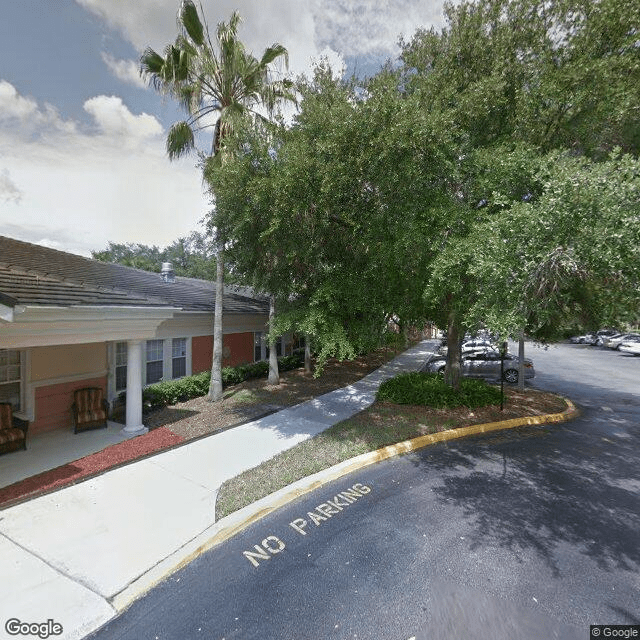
[
  {"left": 175, "top": 35, "right": 198, "bottom": 58},
  {"left": 140, "top": 48, "right": 169, "bottom": 92},
  {"left": 167, "top": 121, "right": 196, "bottom": 160},
  {"left": 260, "top": 44, "right": 289, "bottom": 69},
  {"left": 226, "top": 11, "right": 242, "bottom": 37},
  {"left": 180, "top": 0, "right": 205, "bottom": 47},
  {"left": 140, "top": 47, "right": 165, "bottom": 75}
]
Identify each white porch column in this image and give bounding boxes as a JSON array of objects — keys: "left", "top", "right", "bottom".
[{"left": 123, "top": 339, "right": 148, "bottom": 434}]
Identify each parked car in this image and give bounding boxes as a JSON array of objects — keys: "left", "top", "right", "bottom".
[
  {"left": 603, "top": 333, "right": 640, "bottom": 350},
  {"left": 462, "top": 339, "right": 496, "bottom": 351},
  {"left": 601, "top": 333, "right": 624, "bottom": 347},
  {"left": 619, "top": 341, "right": 640, "bottom": 355},
  {"left": 439, "top": 339, "right": 498, "bottom": 357},
  {"left": 592, "top": 329, "right": 620, "bottom": 346},
  {"left": 570, "top": 329, "right": 619, "bottom": 345},
  {"left": 569, "top": 334, "right": 591, "bottom": 344},
  {"left": 424, "top": 349, "right": 535, "bottom": 383}
]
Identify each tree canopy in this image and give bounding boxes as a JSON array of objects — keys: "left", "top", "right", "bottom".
[
  {"left": 207, "top": 0, "right": 639, "bottom": 381},
  {"left": 92, "top": 231, "right": 217, "bottom": 280}
]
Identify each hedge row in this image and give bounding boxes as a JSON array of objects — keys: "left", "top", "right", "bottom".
[
  {"left": 376, "top": 372, "right": 502, "bottom": 408},
  {"left": 141, "top": 352, "right": 305, "bottom": 410}
]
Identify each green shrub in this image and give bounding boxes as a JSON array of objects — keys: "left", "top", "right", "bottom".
[
  {"left": 142, "top": 352, "right": 306, "bottom": 410},
  {"left": 143, "top": 371, "right": 211, "bottom": 409},
  {"left": 279, "top": 352, "right": 305, "bottom": 371},
  {"left": 222, "top": 361, "right": 269, "bottom": 385},
  {"left": 376, "top": 372, "right": 502, "bottom": 408}
]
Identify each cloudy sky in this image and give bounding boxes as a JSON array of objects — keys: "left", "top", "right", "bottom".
[{"left": 0, "top": 0, "right": 445, "bottom": 257}]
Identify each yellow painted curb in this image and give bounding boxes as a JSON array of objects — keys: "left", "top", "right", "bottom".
[{"left": 111, "top": 396, "right": 578, "bottom": 612}]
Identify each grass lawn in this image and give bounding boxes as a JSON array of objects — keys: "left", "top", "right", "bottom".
[{"left": 215, "top": 386, "right": 568, "bottom": 518}]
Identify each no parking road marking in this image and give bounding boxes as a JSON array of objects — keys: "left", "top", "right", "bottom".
[{"left": 243, "top": 483, "right": 372, "bottom": 568}]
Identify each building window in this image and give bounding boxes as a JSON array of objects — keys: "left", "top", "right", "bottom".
[
  {"left": 113, "top": 338, "right": 189, "bottom": 395},
  {"left": 146, "top": 340, "right": 164, "bottom": 384},
  {"left": 172, "top": 338, "right": 187, "bottom": 379},
  {"left": 115, "top": 342, "right": 127, "bottom": 392},
  {"left": 0, "top": 349, "right": 22, "bottom": 411},
  {"left": 292, "top": 334, "right": 305, "bottom": 352},
  {"left": 255, "top": 332, "right": 282, "bottom": 360},
  {"left": 254, "top": 332, "right": 263, "bottom": 362}
]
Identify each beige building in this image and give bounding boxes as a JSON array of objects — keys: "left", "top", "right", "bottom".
[{"left": 1, "top": 236, "right": 285, "bottom": 437}]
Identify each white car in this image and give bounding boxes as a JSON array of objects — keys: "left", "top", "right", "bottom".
[
  {"left": 619, "top": 341, "right": 640, "bottom": 355},
  {"left": 604, "top": 333, "right": 640, "bottom": 350},
  {"left": 440, "top": 339, "right": 497, "bottom": 356}
]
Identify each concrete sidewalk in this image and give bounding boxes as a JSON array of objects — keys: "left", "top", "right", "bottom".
[{"left": 0, "top": 340, "right": 437, "bottom": 640}]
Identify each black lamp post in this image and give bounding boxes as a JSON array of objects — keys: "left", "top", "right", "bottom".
[{"left": 500, "top": 340, "right": 508, "bottom": 411}]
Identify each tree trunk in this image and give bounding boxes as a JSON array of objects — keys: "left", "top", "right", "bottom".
[
  {"left": 208, "top": 244, "right": 224, "bottom": 401},
  {"left": 401, "top": 322, "right": 410, "bottom": 348},
  {"left": 445, "top": 311, "right": 462, "bottom": 390},
  {"left": 518, "top": 328, "right": 525, "bottom": 391},
  {"left": 304, "top": 334, "right": 312, "bottom": 374},
  {"left": 268, "top": 295, "right": 280, "bottom": 385}
]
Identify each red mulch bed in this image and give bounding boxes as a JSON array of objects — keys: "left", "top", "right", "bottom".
[{"left": 0, "top": 427, "right": 183, "bottom": 509}]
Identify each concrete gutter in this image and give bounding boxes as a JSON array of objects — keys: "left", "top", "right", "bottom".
[{"left": 111, "top": 396, "right": 579, "bottom": 614}]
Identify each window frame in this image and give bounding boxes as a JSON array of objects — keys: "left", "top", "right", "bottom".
[
  {"left": 171, "top": 338, "right": 187, "bottom": 380},
  {"left": 254, "top": 332, "right": 265, "bottom": 362},
  {"left": 115, "top": 342, "right": 128, "bottom": 392},
  {"left": 0, "top": 348, "right": 24, "bottom": 412},
  {"left": 145, "top": 339, "right": 164, "bottom": 385},
  {"left": 111, "top": 338, "right": 192, "bottom": 398}
]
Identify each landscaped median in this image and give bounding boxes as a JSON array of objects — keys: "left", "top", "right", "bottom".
[{"left": 215, "top": 374, "right": 578, "bottom": 519}]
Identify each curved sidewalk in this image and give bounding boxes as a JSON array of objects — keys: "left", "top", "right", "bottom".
[{"left": 0, "top": 339, "right": 438, "bottom": 640}]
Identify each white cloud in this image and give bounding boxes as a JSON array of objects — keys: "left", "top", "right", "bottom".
[
  {"left": 312, "top": 0, "right": 444, "bottom": 58},
  {"left": 83, "top": 95, "right": 163, "bottom": 141},
  {"left": 0, "top": 80, "right": 78, "bottom": 140},
  {"left": 75, "top": 0, "right": 185, "bottom": 53},
  {"left": 0, "top": 169, "right": 23, "bottom": 205},
  {"left": 312, "top": 46, "right": 347, "bottom": 80},
  {"left": 76, "top": 0, "right": 445, "bottom": 81},
  {"left": 0, "top": 80, "right": 39, "bottom": 120},
  {"left": 0, "top": 81, "right": 209, "bottom": 256},
  {"left": 101, "top": 52, "right": 147, "bottom": 89}
]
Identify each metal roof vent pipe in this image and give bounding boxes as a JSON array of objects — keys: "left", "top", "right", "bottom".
[{"left": 160, "top": 262, "right": 176, "bottom": 283}]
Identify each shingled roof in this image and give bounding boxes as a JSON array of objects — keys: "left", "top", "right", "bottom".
[{"left": 0, "top": 236, "right": 268, "bottom": 314}]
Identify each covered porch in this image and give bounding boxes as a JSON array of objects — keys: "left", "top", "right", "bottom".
[
  {"left": 1, "top": 305, "right": 179, "bottom": 492},
  {"left": 0, "top": 420, "right": 137, "bottom": 489}
]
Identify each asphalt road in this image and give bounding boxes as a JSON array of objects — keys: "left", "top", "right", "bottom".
[{"left": 91, "top": 343, "right": 640, "bottom": 640}]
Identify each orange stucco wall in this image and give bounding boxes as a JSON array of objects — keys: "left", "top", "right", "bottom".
[
  {"left": 191, "top": 332, "right": 255, "bottom": 373},
  {"left": 192, "top": 336, "right": 213, "bottom": 374},
  {"left": 223, "top": 332, "right": 255, "bottom": 367},
  {"left": 31, "top": 376, "right": 107, "bottom": 435}
]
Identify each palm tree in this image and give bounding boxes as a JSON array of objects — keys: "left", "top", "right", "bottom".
[{"left": 141, "top": 1, "right": 294, "bottom": 400}]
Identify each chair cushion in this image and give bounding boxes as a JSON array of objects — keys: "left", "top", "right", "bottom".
[
  {"left": 0, "top": 428, "right": 25, "bottom": 446},
  {"left": 74, "top": 388, "right": 106, "bottom": 424},
  {"left": 75, "top": 409, "right": 107, "bottom": 424},
  {"left": 0, "top": 403, "right": 12, "bottom": 431}
]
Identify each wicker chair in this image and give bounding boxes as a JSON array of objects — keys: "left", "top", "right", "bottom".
[
  {"left": 71, "top": 387, "right": 109, "bottom": 434},
  {"left": 0, "top": 402, "right": 29, "bottom": 454}
]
